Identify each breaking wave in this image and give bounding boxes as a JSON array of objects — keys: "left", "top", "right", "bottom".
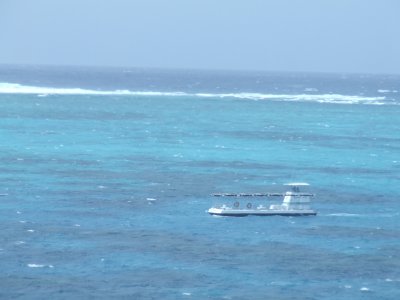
[
  {"left": 0, "top": 82, "right": 182, "bottom": 97},
  {"left": 0, "top": 82, "right": 391, "bottom": 105},
  {"left": 195, "top": 92, "right": 387, "bottom": 105}
]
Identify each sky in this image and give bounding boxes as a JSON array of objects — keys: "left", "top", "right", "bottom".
[{"left": 0, "top": 0, "right": 399, "bottom": 74}]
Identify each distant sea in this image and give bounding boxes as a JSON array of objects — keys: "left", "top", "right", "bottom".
[{"left": 0, "top": 65, "right": 399, "bottom": 299}]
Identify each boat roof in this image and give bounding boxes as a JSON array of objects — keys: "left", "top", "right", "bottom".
[{"left": 284, "top": 182, "right": 310, "bottom": 186}]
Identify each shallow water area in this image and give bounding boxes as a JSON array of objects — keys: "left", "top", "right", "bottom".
[{"left": 1, "top": 67, "right": 400, "bottom": 299}]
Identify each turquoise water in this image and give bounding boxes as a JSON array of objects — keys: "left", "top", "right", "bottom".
[{"left": 0, "top": 67, "right": 400, "bottom": 299}]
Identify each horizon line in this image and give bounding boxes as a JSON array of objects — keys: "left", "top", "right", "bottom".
[{"left": 0, "top": 62, "right": 399, "bottom": 77}]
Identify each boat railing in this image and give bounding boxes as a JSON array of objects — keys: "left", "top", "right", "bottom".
[{"left": 212, "top": 193, "right": 314, "bottom": 197}]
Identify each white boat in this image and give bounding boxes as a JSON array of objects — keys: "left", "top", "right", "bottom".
[{"left": 208, "top": 183, "right": 317, "bottom": 216}]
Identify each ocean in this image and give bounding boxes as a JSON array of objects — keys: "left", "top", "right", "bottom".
[{"left": 0, "top": 65, "right": 399, "bottom": 299}]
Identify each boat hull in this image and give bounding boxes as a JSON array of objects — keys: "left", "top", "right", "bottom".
[{"left": 208, "top": 208, "right": 317, "bottom": 217}]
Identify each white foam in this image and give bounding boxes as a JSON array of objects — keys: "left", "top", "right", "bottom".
[
  {"left": 328, "top": 213, "right": 361, "bottom": 217},
  {"left": 378, "top": 89, "right": 398, "bottom": 93},
  {"left": 195, "top": 92, "right": 386, "bottom": 105},
  {"left": 27, "top": 263, "right": 54, "bottom": 268},
  {"left": 0, "top": 82, "right": 389, "bottom": 105},
  {"left": 27, "top": 264, "right": 45, "bottom": 268},
  {"left": 0, "top": 82, "right": 185, "bottom": 97},
  {"left": 360, "top": 287, "right": 370, "bottom": 292},
  {"left": 344, "top": 285, "right": 352, "bottom": 289}
]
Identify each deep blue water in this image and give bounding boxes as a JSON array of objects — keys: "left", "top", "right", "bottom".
[{"left": 0, "top": 65, "right": 400, "bottom": 299}]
